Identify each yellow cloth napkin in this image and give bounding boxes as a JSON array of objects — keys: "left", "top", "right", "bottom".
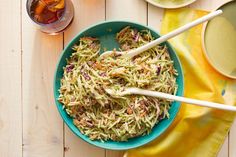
[{"left": 125, "top": 8, "right": 236, "bottom": 157}]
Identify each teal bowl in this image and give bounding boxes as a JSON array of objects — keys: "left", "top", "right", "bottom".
[{"left": 54, "top": 21, "right": 184, "bottom": 150}]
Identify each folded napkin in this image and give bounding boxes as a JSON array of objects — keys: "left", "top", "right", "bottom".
[{"left": 125, "top": 8, "right": 236, "bottom": 157}]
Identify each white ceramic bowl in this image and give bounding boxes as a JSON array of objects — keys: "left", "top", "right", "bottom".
[{"left": 146, "top": 0, "right": 197, "bottom": 9}]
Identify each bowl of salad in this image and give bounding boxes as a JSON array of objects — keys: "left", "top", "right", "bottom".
[{"left": 54, "top": 21, "right": 184, "bottom": 150}]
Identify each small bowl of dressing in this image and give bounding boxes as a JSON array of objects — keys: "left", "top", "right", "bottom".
[
  {"left": 202, "top": 0, "right": 236, "bottom": 79},
  {"left": 146, "top": 0, "right": 197, "bottom": 9}
]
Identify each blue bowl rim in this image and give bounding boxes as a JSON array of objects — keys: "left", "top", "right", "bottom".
[{"left": 53, "top": 20, "right": 184, "bottom": 150}]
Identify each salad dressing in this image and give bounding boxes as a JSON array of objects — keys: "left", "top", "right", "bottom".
[{"left": 204, "top": 1, "right": 236, "bottom": 78}]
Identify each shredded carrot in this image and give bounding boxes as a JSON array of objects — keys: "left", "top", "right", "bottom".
[{"left": 58, "top": 26, "right": 178, "bottom": 141}]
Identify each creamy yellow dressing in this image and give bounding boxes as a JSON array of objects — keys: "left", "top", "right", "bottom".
[
  {"left": 204, "top": 1, "right": 236, "bottom": 78},
  {"left": 155, "top": 0, "right": 187, "bottom": 5}
]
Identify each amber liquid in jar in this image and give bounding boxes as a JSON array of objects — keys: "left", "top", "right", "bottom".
[
  {"left": 27, "top": 0, "right": 74, "bottom": 34},
  {"left": 30, "top": 0, "right": 65, "bottom": 24}
]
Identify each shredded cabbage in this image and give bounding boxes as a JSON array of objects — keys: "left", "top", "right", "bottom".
[{"left": 58, "top": 26, "right": 178, "bottom": 141}]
